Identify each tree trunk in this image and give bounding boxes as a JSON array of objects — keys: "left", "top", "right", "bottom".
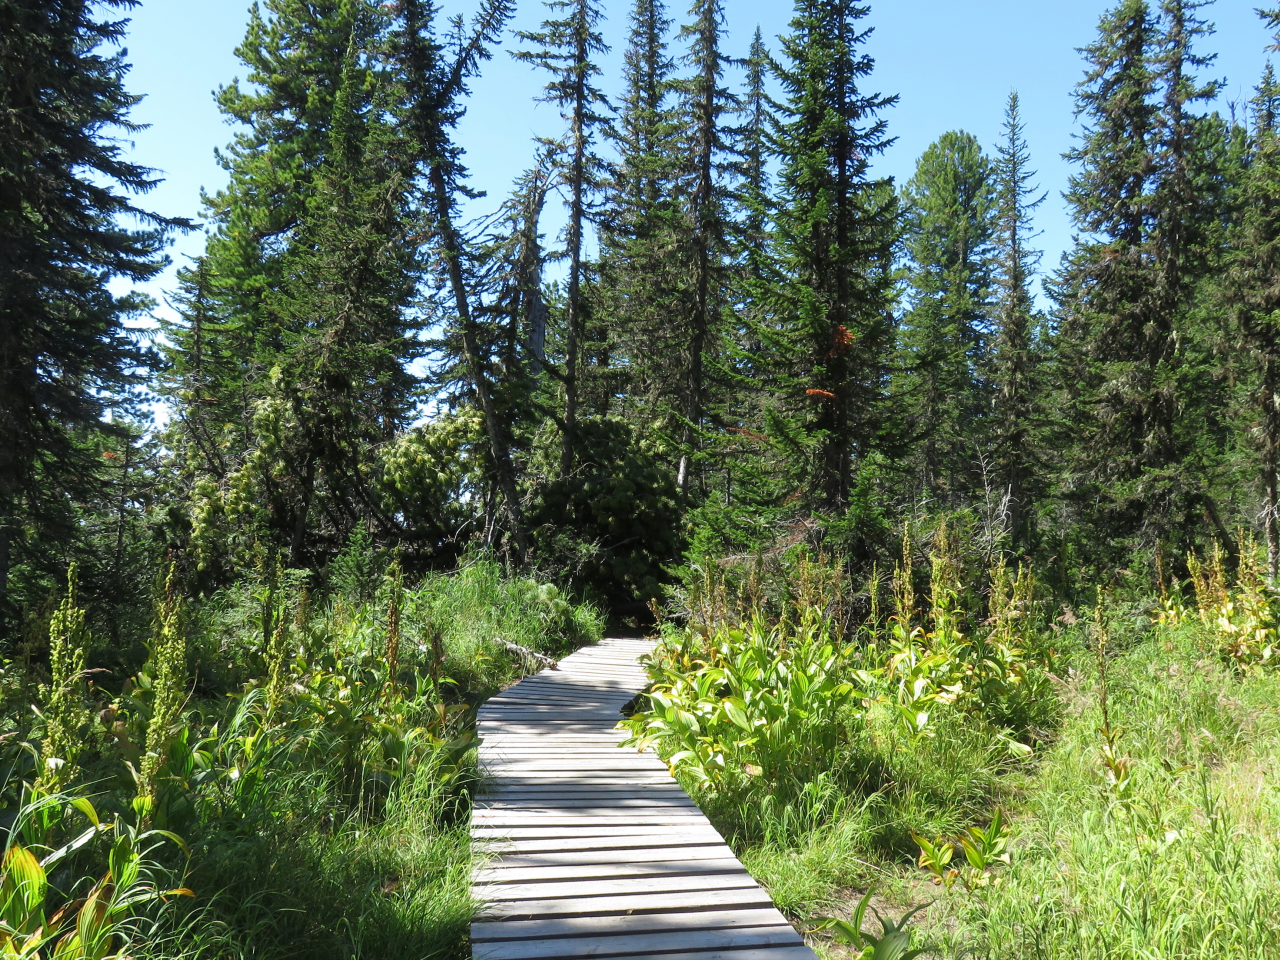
[
  {"left": 560, "top": 35, "right": 589, "bottom": 479},
  {"left": 428, "top": 165, "right": 530, "bottom": 560},
  {"left": 1265, "top": 352, "right": 1279, "bottom": 582}
]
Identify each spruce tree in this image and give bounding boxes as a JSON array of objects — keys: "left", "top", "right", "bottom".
[
  {"left": 516, "top": 0, "right": 611, "bottom": 476},
  {"left": 672, "top": 0, "right": 736, "bottom": 494},
  {"left": 1226, "top": 14, "right": 1280, "bottom": 577},
  {"left": 764, "top": 0, "right": 899, "bottom": 512},
  {"left": 0, "top": 0, "right": 175, "bottom": 623},
  {"left": 596, "top": 0, "right": 683, "bottom": 424},
  {"left": 991, "top": 92, "right": 1046, "bottom": 549},
  {"left": 897, "top": 131, "right": 997, "bottom": 505},
  {"left": 1054, "top": 0, "right": 1227, "bottom": 558}
]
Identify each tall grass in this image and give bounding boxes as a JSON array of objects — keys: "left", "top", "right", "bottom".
[
  {"left": 3, "top": 556, "right": 604, "bottom": 959},
  {"left": 635, "top": 538, "right": 1280, "bottom": 960}
]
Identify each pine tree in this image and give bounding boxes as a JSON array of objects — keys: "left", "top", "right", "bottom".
[
  {"left": 516, "top": 0, "right": 611, "bottom": 476},
  {"left": 991, "top": 92, "right": 1046, "bottom": 549},
  {"left": 0, "top": 0, "right": 175, "bottom": 624},
  {"left": 897, "top": 130, "right": 997, "bottom": 505},
  {"left": 764, "top": 0, "right": 899, "bottom": 512}
]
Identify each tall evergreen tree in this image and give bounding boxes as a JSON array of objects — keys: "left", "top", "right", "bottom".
[
  {"left": 516, "top": 0, "right": 611, "bottom": 476},
  {"left": 395, "top": 0, "right": 527, "bottom": 557},
  {"left": 672, "top": 0, "right": 736, "bottom": 493},
  {"left": 167, "top": 4, "right": 430, "bottom": 574},
  {"left": 762, "top": 0, "right": 899, "bottom": 513},
  {"left": 1226, "top": 13, "right": 1280, "bottom": 577},
  {"left": 597, "top": 0, "right": 682, "bottom": 422},
  {"left": 991, "top": 92, "right": 1046, "bottom": 549},
  {"left": 1054, "top": 0, "right": 1228, "bottom": 558},
  {"left": 897, "top": 130, "right": 997, "bottom": 505},
  {"left": 0, "top": 0, "right": 175, "bottom": 624}
]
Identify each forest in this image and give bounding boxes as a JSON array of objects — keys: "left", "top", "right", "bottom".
[{"left": 3, "top": 0, "right": 1280, "bottom": 956}]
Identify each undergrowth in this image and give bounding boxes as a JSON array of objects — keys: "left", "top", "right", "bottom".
[
  {"left": 628, "top": 528, "right": 1280, "bottom": 959},
  {"left": 1, "top": 553, "right": 603, "bottom": 958}
]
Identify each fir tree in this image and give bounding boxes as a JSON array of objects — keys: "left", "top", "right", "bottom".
[
  {"left": 897, "top": 130, "right": 997, "bottom": 505},
  {"left": 673, "top": 0, "right": 737, "bottom": 493},
  {"left": 1227, "top": 14, "right": 1280, "bottom": 578},
  {"left": 597, "top": 0, "right": 683, "bottom": 423},
  {"left": 516, "top": 0, "right": 611, "bottom": 476},
  {"left": 991, "top": 92, "right": 1046, "bottom": 549},
  {"left": 764, "top": 0, "right": 899, "bottom": 512},
  {"left": 0, "top": 0, "right": 176, "bottom": 624}
]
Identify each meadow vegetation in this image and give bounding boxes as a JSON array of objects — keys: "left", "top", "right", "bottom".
[
  {"left": 623, "top": 520, "right": 1280, "bottom": 959},
  {"left": 0, "top": 551, "right": 602, "bottom": 959}
]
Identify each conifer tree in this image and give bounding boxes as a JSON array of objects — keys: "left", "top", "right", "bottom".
[
  {"left": 991, "top": 92, "right": 1046, "bottom": 549},
  {"left": 672, "top": 0, "right": 737, "bottom": 493},
  {"left": 1227, "top": 12, "right": 1280, "bottom": 578},
  {"left": 764, "top": 0, "right": 899, "bottom": 512},
  {"left": 734, "top": 27, "right": 773, "bottom": 266},
  {"left": 897, "top": 131, "right": 997, "bottom": 505},
  {"left": 395, "top": 0, "right": 527, "bottom": 557},
  {"left": 597, "top": 0, "right": 682, "bottom": 420},
  {"left": 0, "top": 0, "right": 175, "bottom": 621},
  {"left": 516, "top": 0, "right": 611, "bottom": 476},
  {"left": 167, "top": 0, "right": 435, "bottom": 572},
  {"left": 1054, "top": 0, "right": 1225, "bottom": 555}
]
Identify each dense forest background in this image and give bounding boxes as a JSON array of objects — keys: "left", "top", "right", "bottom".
[{"left": 6, "top": 0, "right": 1280, "bottom": 642}]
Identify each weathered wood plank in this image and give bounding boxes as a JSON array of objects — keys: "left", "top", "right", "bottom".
[
  {"left": 474, "top": 855, "right": 745, "bottom": 884},
  {"left": 482, "top": 843, "right": 736, "bottom": 869},
  {"left": 477, "top": 885, "right": 776, "bottom": 920},
  {"left": 473, "top": 871, "right": 765, "bottom": 902},
  {"left": 471, "top": 907, "right": 793, "bottom": 942},
  {"left": 477, "top": 830, "right": 726, "bottom": 853},
  {"left": 471, "top": 924, "right": 804, "bottom": 960},
  {"left": 468, "top": 637, "right": 816, "bottom": 960}
]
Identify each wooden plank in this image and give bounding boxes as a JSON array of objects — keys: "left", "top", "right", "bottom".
[
  {"left": 472, "top": 907, "right": 788, "bottom": 942},
  {"left": 474, "top": 820, "right": 713, "bottom": 832},
  {"left": 473, "top": 825, "right": 723, "bottom": 841},
  {"left": 483, "top": 844, "right": 735, "bottom": 869},
  {"left": 474, "top": 855, "right": 745, "bottom": 884},
  {"left": 477, "top": 885, "right": 776, "bottom": 920},
  {"left": 473, "top": 871, "right": 765, "bottom": 902},
  {"left": 471, "top": 924, "right": 804, "bottom": 960},
  {"left": 476, "top": 798, "right": 698, "bottom": 810},
  {"left": 478, "top": 830, "right": 726, "bottom": 853}
]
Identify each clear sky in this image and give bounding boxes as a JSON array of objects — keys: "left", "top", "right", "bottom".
[{"left": 117, "top": 0, "right": 1276, "bottom": 318}]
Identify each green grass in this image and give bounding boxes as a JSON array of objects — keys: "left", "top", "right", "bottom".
[
  {"left": 3, "top": 557, "right": 605, "bottom": 960},
  {"left": 731, "top": 620, "right": 1280, "bottom": 960}
]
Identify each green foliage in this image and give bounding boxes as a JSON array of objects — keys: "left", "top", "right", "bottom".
[
  {"left": 0, "top": 789, "right": 191, "bottom": 959},
  {"left": 815, "top": 888, "right": 934, "bottom": 959},
  {"left": 621, "top": 612, "right": 858, "bottom": 809},
  {"left": 38, "top": 566, "right": 91, "bottom": 792},
  {"left": 530, "top": 418, "right": 680, "bottom": 605}
]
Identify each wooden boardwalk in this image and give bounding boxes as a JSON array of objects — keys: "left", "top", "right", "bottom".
[{"left": 471, "top": 637, "right": 818, "bottom": 960}]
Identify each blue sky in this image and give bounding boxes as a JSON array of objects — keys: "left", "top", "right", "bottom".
[{"left": 118, "top": 0, "right": 1276, "bottom": 318}]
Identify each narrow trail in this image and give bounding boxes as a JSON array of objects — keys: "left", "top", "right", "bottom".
[{"left": 470, "top": 636, "right": 818, "bottom": 960}]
